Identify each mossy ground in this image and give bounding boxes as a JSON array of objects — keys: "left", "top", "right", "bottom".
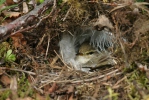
[{"left": 0, "top": 0, "right": 149, "bottom": 100}]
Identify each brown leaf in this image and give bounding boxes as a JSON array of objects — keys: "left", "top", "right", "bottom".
[
  {"left": 48, "top": 83, "right": 58, "bottom": 93},
  {"left": 6, "top": 0, "right": 14, "bottom": 6},
  {"left": 44, "top": 84, "right": 51, "bottom": 93},
  {"left": 69, "top": 94, "right": 74, "bottom": 100},
  {"left": 23, "top": 2, "right": 29, "bottom": 14},
  {"left": 11, "top": 33, "right": 27, "bottom": 49},
  {"left": 10, "top": 76, "right": 17, "bottom": 91},
  {"left": 10, "top": 76, "right": 18, "bottom": 99},
  {"left": 2, "top": 10, "right": 21, "bottom": 18},
  {"left": 0, "top": 74, "right": 11, "bottom": 86},
  {"left": 67, "top": 86, "right": 74, "bottom": 94},
  {"left": 93, "top": 84, "right": 100, "bottom": 98},
  {"left": 27, "top": 75, "right": 34, "bottom": 84}
]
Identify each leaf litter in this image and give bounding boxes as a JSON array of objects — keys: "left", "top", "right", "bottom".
[{"left": 0, "top": 0, "right": 149, "bottom": 100}]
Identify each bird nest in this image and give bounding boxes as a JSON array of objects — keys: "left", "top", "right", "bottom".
[
  {"left": 29, "top": 5, "right": 149, "bottom": 99},
  {"left": 1, "top": 0, "right": 149, "bottom": 99}
]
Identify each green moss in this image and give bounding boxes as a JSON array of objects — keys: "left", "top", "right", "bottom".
[
  {"left": 17, "top": 73, "right": 34, "bottom": 98},
  {"left": 125, "top": 68, "right": 149, "bottom": 100},
  {"left": 0, "top": 90, "right": 11, "bottom": 100},
  {"left": 103, "top": 87, "right": 119, "bottom": 100}
]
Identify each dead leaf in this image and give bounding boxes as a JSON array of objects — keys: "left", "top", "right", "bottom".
[
  {"left": 11, "top": 33, "right": 27, "bottom": 49},
  {"left": 93, "top": 84, "right": 100, "bottom": 98},
  {"left": 0, "top": 1, "right": 20, "bottom": 18},
  {"left": 10, "top": 76, "right": 17, "bottom": 90},
  {"left": 6, "top": 0, "right": 14, "bottom": 6},
  {"left": 69, "top": 94, "right": 74, "bottom": 100},
  {"left": 27, "top": 75, "right": 35, "bottom": 84},
  {"left": 44, "top": 84, "right": 51, "bottom": 93},
  {"left": 0, "top": 74, "right": 11, "bottom": 86},
  {"left": 67, "top": 86, "right": 74, "bottom": 94},
  {"left": 48, "top": 83, "right": 58, "bottom": 93},
  {"left": 3, "top": 11, "right": 21, "bottom": 18},
  {"left": 10, "top": 76, "right": 18, "bottom": 100},
  {"left": 23, "top": 2, "right": 29, "bottom": 14}
]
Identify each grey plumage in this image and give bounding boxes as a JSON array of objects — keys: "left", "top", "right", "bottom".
[
  {"left": 90, "top": 29, "right": 114, "bottom": 51},
  {"left": 74, "top": 27, "right": 114, "bottom": 52}
]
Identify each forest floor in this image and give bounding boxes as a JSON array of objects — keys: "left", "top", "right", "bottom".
[{"left": 0, "top": 0, "right": 149, "bottom": 100}]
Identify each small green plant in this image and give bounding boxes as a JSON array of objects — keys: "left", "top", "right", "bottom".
[
  {"left": 0, "top": 42, "right": 16, "bottom": 63},
  {"left": 0, "top": 0, "right": 5, "bottom": 5},
  {"left": 39, "top": 0, "right": 44, "bottom": 3},
  {"left": 0, "top": 90, "right": 11, "bottom": 100},
  {"left": 103, "top": 87, "right": 119, "bottom": 100},
  {"left": 58, "top": 0, "right": 63, "bottom": 6},
  {"left": 0, "top": 85, "right": 11, "bottom": 100},
  {"left": 4, "top": 49, "right": 16, "bottom": 62}
]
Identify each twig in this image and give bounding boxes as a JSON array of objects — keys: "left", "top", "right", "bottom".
[
  {"left": 0, "top": 88, "right": 10, "bottom": 91},
  {"left": 118, "top": 37, "right": 129, "bottom": 67},
  {"left": 0, "top": 67, "right": 36, "bottom": 75},
  {"left": 35, "top": 0, "right": 57, "bottom": 27},
  {"left": 45, "top": 34, "right": 51, "bottom": 58},
  {"left": 54, "top": 50, "right": 72, "bottom": 70},
  {"left": 113, "top": 76, "right": 126, "bottom": 88},
  {"left": 62, "top": 6, "right": 72, "bottom": 21},
  {"left": 0, "top": 0, "right": 54, "bottom": 42},
  {"left": 38, "top": 69, "right": 122, "bottom": 84},
  {"left": 71, "top": 69, "right": 121, "bottom": 84},
  {"left": 36, "top": 33, "right": 46, "bottom": 47}
]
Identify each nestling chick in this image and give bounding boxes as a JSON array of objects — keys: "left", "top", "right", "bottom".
[
  {"left": 75, "top": 42, "right": 116, "bottom": 70},
  {"left": 59, "top": 15, "right": 117, "bottom": 72},
  {"left": 75, "top": 42, "right": 96, "bottom": 64}
]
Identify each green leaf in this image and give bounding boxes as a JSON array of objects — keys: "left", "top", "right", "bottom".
[
  {"left": 0, "top": 4, "right": 18, "bottom": 14},
  {"left": 6, "top": 49, "right": 12, "bottom": 57},
  {"left": 39, "top": 0, "right": 44, "bottom": 3},
  {"left": 4, "top": 49, "right": 16, "bottom": 62},
  {"left": 7, "top": 54, "right": 16, "bottom": 62},
  {"left": 0, "top": 0, "right": 5, "bottom": 5}
]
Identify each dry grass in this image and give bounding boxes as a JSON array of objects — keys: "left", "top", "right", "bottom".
[{"left": 1, "top": 0, "right": 149, "bottom": 100}]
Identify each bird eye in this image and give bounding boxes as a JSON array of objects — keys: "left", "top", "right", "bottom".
[{"left": 86, "top": 51, "right": 94, "bottom": 55}]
